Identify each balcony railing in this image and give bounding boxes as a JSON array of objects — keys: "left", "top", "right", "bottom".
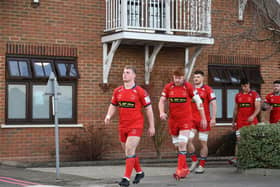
[{"left": 105, "top": 0, "right": 211, "bottom": 36}]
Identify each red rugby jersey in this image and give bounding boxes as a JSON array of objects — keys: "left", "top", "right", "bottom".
[
  {"left": 111, "top": 85, "right": 151, "bottom": 129},
  {"left": 235, "top": 90, "right": 261, "bottom": 125},
  {"left": 265, "top": 93, "right": 280, "bottom": 123},
  {"left": 161, "top": 82, "right": 194, "bottom": 120},
  {"left": 191, "top": 85, "right": 216, "bottom": 121}
]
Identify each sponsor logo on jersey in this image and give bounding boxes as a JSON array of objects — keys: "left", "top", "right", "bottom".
[
  {"left": 169, "top": 97, "right": 187, "bottom": 103},
  {"left": 119, "top": 101, "right": 135, "bottom": 108},
  {"left": 272, "top": 103, "right": 280, "bottom": 107},
  {"left": 239, "top": 103, "right": 251, "bottom": 108}
]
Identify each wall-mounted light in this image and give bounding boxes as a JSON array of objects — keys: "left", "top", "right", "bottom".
[{"left": 31, "top": 0, "right": 40, "bottom": 8}]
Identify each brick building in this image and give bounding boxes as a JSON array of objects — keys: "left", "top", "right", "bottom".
[{"left": 0, "top": 0, "right": 279, "bottom": 162}]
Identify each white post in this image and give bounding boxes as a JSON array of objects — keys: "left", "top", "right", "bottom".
[
  {"left": 165, "top": 0, "right": 171, "bottom": 33},
  {"left": 186, "top": 46, "right": 203, "bottom": 81},
  {"left": 103, "top": 40, "right": 121, "bottom": 84},
  {"left": 121, "top": 0, "right": 128, "bottom": 30},
  {"left": 145, "top": 44, "right": 164, "bottom": 85},
  {"left": 184, "top": 48, "right": 189, "bottom": 79},
  {"left": 207, "top": 0, "right": 212, "bottom": 36},
  {"left": 238, "top": 0, "right": 248, "bottom": 21}
]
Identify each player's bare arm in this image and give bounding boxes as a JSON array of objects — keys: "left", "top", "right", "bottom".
[
  {"left": 104, "top": 104, "right": 117, "bottom": 125},
  {"left": 145, "top": 105, "right": 155, "bottom": 136},
  {"left": 193, "top": 94, "right": 207, "bottom": 129},
  {"left": 248, "top": 100, "right": 261, "bottom": 122},
  {"left": 158, "top": 96, "right": 168, "bottom": 120},
  {"left": 210, "top": 99, "right": 217, "bottom": 127}
]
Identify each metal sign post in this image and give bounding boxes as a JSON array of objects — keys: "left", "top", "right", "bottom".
[{"left": 45, "top": 72, "right": 61, "bottom": 180}]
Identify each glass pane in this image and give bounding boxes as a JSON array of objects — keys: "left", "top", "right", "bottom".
[
  {"left": 8, "top": 61, "right": 20, "bottom": 76},
  {"left": 8, "top": 84, "right": 26, "bottom": 119},
  {"left": 32, "top": 85, "right": 50, "bottom": 119},
  {"left": 227, "top": 89, "right": 239, "bottom": 118},
  {"left": 18, "top": 61, "right": 29, "bottom": 77},
  {"left": 57, "top": 64, "right": 67, "bottom": 77},
  {"left": 228, "top": 69, "right": 243, "bottom": 84},
  {"left": 34, "top": 62, "right": 44, "bottom": 77},
  {"left": 69, "top": 64, "right": 77, "bottom": 77},
  {"left": 58, "top": 86, "right": 72, "bottom": 118},
  {"left": 213, "top": 89, "right": 222, "bottom": 118},
  {"left": 43, "top": 63, "right": 53, "bottom": 77}
]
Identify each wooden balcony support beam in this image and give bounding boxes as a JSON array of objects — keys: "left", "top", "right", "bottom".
[
  {"left": 145, "top": 43, "right": 164, "bottom": 85},
  {"left": 185, "top": 46, "right": 203, "bottom": 81},
  {"left": 103, "top": 40, "right": 121, "bottom": 84}
]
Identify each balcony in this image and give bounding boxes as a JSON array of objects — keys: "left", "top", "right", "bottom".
[{"left": 101, "top": 0, "right": 214, "bottom": 86}]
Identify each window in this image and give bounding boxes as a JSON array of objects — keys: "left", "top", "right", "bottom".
[
  {"left": 209, "top": 65, "right": 263, "bottom": 122},
  {"left": 6, "top": 57, "right": 79, "bottom": 124}
]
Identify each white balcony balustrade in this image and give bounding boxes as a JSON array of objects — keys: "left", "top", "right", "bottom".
[{"left": 105, "top": 0, "right": 211, "bottom": 36}]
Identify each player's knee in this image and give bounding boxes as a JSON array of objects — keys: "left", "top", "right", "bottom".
[
  {"left": 172, "top": 136, "right": 179, "bottom": 147},
  {"left": 236, "top": 130, "right": 241, "bottom": 138},
  {"left": 198, "top": 132, "right": 208, "bottom": 141},
  {"left": 189, "top": 131, "right": 195, "bottom": 139},
  {"left": 178, "top": 135, "right": 188, "bottom": 144}
]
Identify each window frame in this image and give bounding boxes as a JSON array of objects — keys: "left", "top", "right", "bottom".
[
  {"left": 6, "top": 56, "right": 78, "bottom": 125},
  {"left": 6, "top": 58, "right": 32, "bottom": 79},
  {"left": 209, "top": 65, "right": 261, "bottom": 123},
  {"left": 31, "top": 59, "right": 56, "bottom": 79}
]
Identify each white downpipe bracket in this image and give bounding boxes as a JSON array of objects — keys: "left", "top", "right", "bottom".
[
  {"left": 185, "top": 46, "right": 203, "bottom": 81},
  {"left": 103, "top": 40, "right": 121, "bottom": 84},
  {"left": 145, "top": 43, "right": 164, "bottom": 85},
  {"left": 238, "top": 0, "right": 248, "bottom": 21}
]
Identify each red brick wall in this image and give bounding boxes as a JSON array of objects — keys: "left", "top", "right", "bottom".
[{"left": 0, "top": 0, "right": 279, "bottom": 162}]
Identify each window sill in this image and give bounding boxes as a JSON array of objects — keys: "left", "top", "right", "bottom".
[
  {"left": 215, "top": 123, "right": 231, "bottom": 126},
  {"left": 1, "top": 124, "right": 83, "bottom": 128}
]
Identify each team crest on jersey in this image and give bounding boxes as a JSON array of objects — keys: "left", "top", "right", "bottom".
[
  {"left": 119, "top": 101, "right": 135, "bottom": 108},
  {"left": 169, "top": 97, "right": 187, "bottom": 103}
]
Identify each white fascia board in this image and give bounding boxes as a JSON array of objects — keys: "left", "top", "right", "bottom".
[{"left": 102, "top": 32, "right": 214, "bottom": 45}]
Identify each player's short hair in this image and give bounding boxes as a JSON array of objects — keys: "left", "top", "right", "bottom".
[
  {"left": 173, "top": 68, "right": 185, "bottom": 76},
  {"left": 240, "top": 78, "right": 249, "bottom": 85},
  {"left": 124, "top": 65, "right": 136, "bottom": 74},
  {"left": 273, "top": 80, "right": 280, "bottom": 84},
  {"left": 194, "top": 70, "right": 204, "bottom": 76}
]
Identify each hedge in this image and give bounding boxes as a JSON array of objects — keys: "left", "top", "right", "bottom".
[{"left": 238, "top": 123, "right": 280, "bottom": 169}]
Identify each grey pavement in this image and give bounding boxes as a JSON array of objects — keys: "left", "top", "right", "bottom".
[
  {"left": 1, "top": 161, "right": 280, "bottom": 187},
  {"left": 28, "top": 165, "right": 280, "bottom": 187}
]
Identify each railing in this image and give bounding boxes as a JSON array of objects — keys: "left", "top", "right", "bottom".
[{"left": 105, "top": 0, "right": 211, "bottom": 36}]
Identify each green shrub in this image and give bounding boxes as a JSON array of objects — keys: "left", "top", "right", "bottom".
[{"left": 238, "top": 123, "right": 280, "bottom": 169}]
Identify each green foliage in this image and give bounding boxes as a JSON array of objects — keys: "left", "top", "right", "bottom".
[{"left": 238, "top": 123, "right": 280, "bottom": 169}]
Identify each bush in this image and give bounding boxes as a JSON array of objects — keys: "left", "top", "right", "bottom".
[
  {"left": 65, "top": 126, "right": 108, "bottom": 161},
  {"left": 238, "top": 123, "right": 280, "bottom": 169}
]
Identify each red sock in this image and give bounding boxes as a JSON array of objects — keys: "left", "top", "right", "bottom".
[
  {"left": 190, "top": 152, "right": 198, "bottom": 162},
  {"left": 124, "top": 157, "right": 136, "bottom": 179},
  {"left": 178, "top": 153, "right": 186, "bottom": 170},
  {"left": 134, "top": 156, "right": 142, "bottom": 173},
  {"left": 199, "top": 158, "right": 206, "bottom": 167}
]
